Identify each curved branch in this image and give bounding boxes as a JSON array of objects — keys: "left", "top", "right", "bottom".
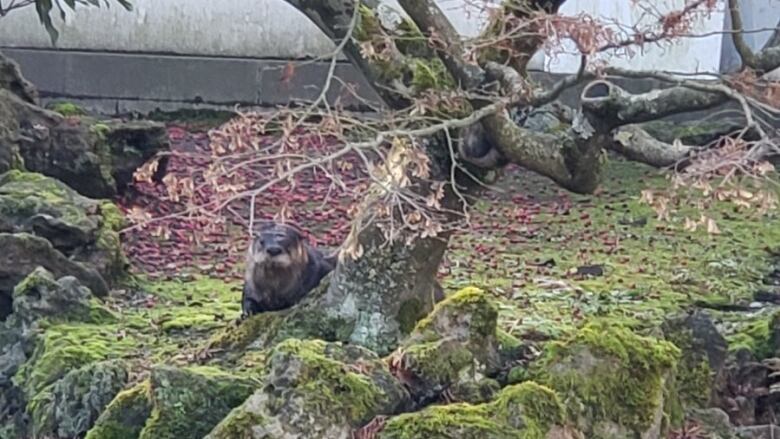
[
  {"left": 728, "top": 0, "right": 758, "bottom": 69},
  {"left": 611, "top": 125, "right": 694, "bottom": 168},
  {"left": 281, "top": 0, "right": 410, "bottom": 109},
  {"left": 580, "top": 80, "right": 726, "bottom": 128}
]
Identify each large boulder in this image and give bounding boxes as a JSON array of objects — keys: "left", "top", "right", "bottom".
[
  {"left": 386, "top": 287, "right": 503, "bottom": 406},
  {"left": 661, "top": 310, "right": 729, "bottom": 409},
  {"left": 28, "top": 360, "right": 129, "bottom": 439},
  {"left": 0, "top": 76, "right": 167, "bottom": 199},
  {"left": 87, "top": 366, "right": 256, "bottom": 439},
  {"left": 531, "top": 321, "right": 682, "bottom": 438},
  {"left": 0, "top": 268, "right": 117, "bottom": 438},
  {"left": 0, "top": 170, "right": 127, "bottom": 305},
  {"left": 205, "top": 339, "right": 411, "bottom": 439}
]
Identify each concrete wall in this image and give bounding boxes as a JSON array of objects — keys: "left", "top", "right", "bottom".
[
  {"left": 0, "top": 0, "right": 776, "bottom": 114},
  {"left": 0, "top": 0, "right": 498, "bottom": 58}
]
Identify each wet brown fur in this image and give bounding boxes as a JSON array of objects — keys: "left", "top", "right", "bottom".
[{"left": 241, "top": 223, "right": 336, "bottom": 318}]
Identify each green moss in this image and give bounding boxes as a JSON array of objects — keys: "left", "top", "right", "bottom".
[
  {"left": 85, "top": 381, "right": 153, "bottom": 439},
  {"left": 497, "top": 329, "right": 521, "bottom": 350},
  {"left": 663, "top": 326, "right": 715, "bottom": 409},
  {"left": 726, "top": 314, "right": 773, "bottom": 359},
  {"left": 410, "top": 58, "right": 455, "bottom": 91},
  {"left": 47, "top": 101, "right": 86, "bottom": 117},
  {"left": 379, "top": 382, "right": 564, "bottom": 439},
  {"left": 402, "top": 339, "right": 474, "bottom": 387},
  {"left": 532, "top": 320, "right": 680, "bottom": 434},
  {"left": 414, "top": 286, "right": 498, "bottom": 342},
  {"left": 269, "top": 339, "right": 385, "bottom": 424},
  {"left": 205, "top": 408, "right": 266, "bottom": 439},
  {"left": 14, "top": 323, "right": 136, "bottom": 398},
  {"left": 138, "top": 366, "right": 256, "bottom": 439},
  {"left": 494, "top": 382, "right": 565, "bottom": 438},
  {"left": 207, "top": 312, "right": 284, "bottom": 352}
]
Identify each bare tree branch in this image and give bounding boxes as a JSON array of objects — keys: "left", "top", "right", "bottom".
[
  {"left": 728, "top": 0, "right": 758, "bottom": 69},
  {"left": 611, "top": 125, "right": 694, "bottom": 168}
]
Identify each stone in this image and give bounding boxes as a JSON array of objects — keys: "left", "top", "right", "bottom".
[
  {"left": 386, "top": 287, "right": 503, "bottom": 406},
  {"left": 18, "top": 117, "right": 168, "bottom": 199},
  {"left": 661, "top": 310, "right": 728, "bottom": 409},
  {"left": 0, "top": 170, "right": 127, "bottom": 288},
  {"left": 205, "top": 339, "right": 411, "bottom": 439},
  {"left": 377, "top": 381, "right": 574, "bottom": 439},
  {"left": 531, "top": 321, "right": 681, "bottom": 438},
  {"left": 0, "top": 233, "right": 109, "bottom": 305},
  {"left": 0, "top": 53, "right": 37, "bottom": 104},
  {"left": 28, "top": 360, "right": 128, "bottom": 439}
]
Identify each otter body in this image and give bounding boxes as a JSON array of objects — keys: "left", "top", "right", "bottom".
[{"left": 241, "top": 223, "right": 336, "bottom": 318}]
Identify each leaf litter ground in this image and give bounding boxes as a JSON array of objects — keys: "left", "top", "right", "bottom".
[{"left": 113, "top": 122, "right": 780, "bottom": 358}]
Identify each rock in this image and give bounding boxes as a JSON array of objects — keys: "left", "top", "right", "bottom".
[
  {"left": 387, "top": 287, "right": 503, "bottom": 405},
  {"left": 28, "top": 360, "right": 128, "bottom": 439},
  {"left": 84, "top": 381, "right": 152, "bottom": 439},
  {"left": 688, "top": 408, "right": 739, "bottom": 439},
  {"left": 714, "top": 348, "right": 771, "bottom": 427},
  {"left": 0, "top": 233, "right": 109, "bottom": 309},
  {"left": 377, "top": 381, "right": 575, "bottom": 439},
  {"left": 88, "top": 365, "right": 255, "bottom": 439},
  {"left": 0, "top": 53, "right": 37, "bottom": 104},
  {"left": 205, "top": 339, "right": 411, "bottom": 439},
  {"left": 0, "top": 268, "right": 117, "bottom": 438},
  {"left": 737, "top": 425, "right": 780, "bottom": 438},
  {"left": 0, "top": 170, "right": 127, "bottom": 288},
  {"left": 0, "top": 91, "right": 24, "bottom": 175},
  {"left": 661, "top": 310, "right": 728, "bottom": 409},
  {"left": 531, "top": 321, "right": 681, "bottom": 438},
  {"left": 18, "top": 117, "right": 167, "bottom": 199}
]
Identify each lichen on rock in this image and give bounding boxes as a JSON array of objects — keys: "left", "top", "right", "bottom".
[
  {"left": 205, "top": 339, "right": 411, "bottom": 439},
  {"left": 530, "top": 320, "right": 681, "bottom": 438},
  {"left": 378, "top": 381, "right": 569, "bottom": 439},
  {"left": 28, "top": 360, "right": 128, "bottom": 439},
  {"left": 0, "top": 170, "right": 128, "bottom": 291},
  {"left": 386, "top": 287, "right": 502, "bottom": 405}
]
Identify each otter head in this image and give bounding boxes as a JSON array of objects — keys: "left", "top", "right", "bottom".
[{"left": 249, "top": 222, "right": 307, "bottom": 269}]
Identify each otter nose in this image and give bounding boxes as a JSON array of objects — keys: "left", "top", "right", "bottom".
[{"left": 266, "top": 246, "right": 283, "bottom": 257}]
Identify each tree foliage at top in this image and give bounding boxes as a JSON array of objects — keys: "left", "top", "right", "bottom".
[{"left": 0, "top": 0, "right": 133, "bottom": 44}]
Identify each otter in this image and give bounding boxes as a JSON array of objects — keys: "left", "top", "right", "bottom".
[{"left": 241, "top": 222, "right": 336, "bottom": 319}]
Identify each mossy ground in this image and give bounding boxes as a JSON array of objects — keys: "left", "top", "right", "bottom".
[
  {"left": 7, "top": 149, "right": 777, "bottom": 436},
  {"left": 445, "top": 159, "right": 780, "bottom": 351}
]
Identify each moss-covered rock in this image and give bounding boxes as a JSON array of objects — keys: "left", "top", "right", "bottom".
[
  {"left": 205, "top": 339, "right": 411, "bottom": 439},
  {"left": 17, "top": 115, "right": 167, "bottom": 199},
  {"left": 136, "top": 366, "right": 257, "bottom": 439},
  {"left": 378, "top": 381, "right": 571, "bottom": 439},
  {"left": 0, "top": 53, "right": 37, "bottom": 104},
  {"left": 661, "top": 310, "right": 728, "bottom": 410},
  {"left": 85, "top": 365, "right": 256, "bottom": 439},
  {"left": 386, "top": 287, "right": 502, "bottom": 405},
  {"left": 531, "top": 321, "right": 681, "bottom": 438},
  {"left": 85, "top": 381, "right": 153, "bottom": 439},
  {"left": 28, "top": 360, "right": 128, "bottom": 439},
  {"left": 9, "top": 267, "right": 115, "bottom": 328},
  {"left": 46, "top": 101, "right": 87, "bottom": 117},
  {"left": 0, "top": 170, "right": 127, "bottom": 287}
]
